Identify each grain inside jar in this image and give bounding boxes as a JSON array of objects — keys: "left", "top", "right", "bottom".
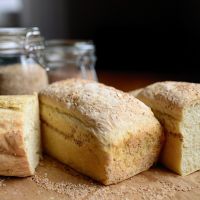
[
  {"left": 0, "top": 27, "right": 49, "bottom": 95},
  {"left": 0, "top": 63, "right": 48, "bottom": 95}
]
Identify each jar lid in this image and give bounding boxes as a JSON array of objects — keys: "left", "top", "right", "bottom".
[{"left": 0, "top": 27, "right": 44, "bottom": 55}]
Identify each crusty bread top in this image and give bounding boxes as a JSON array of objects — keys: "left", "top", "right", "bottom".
[
  {"left": 39, "top": 79, "right": 161, "bottom": 145},
  {"left": 0, "top": 95, "right": 37, "bottom": 111},
  {"left": 137, "top": 81, "right": 200, "bottom": 119}
]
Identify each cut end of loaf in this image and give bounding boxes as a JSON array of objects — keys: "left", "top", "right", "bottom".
[
  {"left": 180, "top": 103, "right": 200, "bottom": 175},
  {"left": 0, "top": 95, "right": 41, "bottom": 177},
  {"left": 159, "top": 102, "right": 200, "bottom": 176},
  {"left": 23, "top": 95, "right": 41, "bottom": 175}
]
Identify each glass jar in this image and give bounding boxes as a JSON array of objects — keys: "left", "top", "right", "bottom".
[
  {"left": 0, "top": 27, "right": 49, "bottom": 95},
  {"left": 44, "top": 40, "right": 97, "bottom": 83}
]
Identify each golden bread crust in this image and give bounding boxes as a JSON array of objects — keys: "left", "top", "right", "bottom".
[
  {"left": 137, "top": 81, "right": 200, "bottom": 119},
  {"left": 39, "top": 79, "right": 164, "bottom": 184}
]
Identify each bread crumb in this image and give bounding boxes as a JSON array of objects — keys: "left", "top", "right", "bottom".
[
  {"left": 31, "top": 174, "right": 97, "bottom": 199},
  {"left": 31, "top": 157, "right": 200, "bottom": 200}
]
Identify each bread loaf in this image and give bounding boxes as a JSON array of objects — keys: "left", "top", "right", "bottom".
[
  {"left": 39, "top": 79, "right": 164, "bottom": 185},
  {"left": 0, "top": 95, "right": 41, "bottom": 177},
  {"left": 137, "top": 81, "right": 200, "bottom": 175}
]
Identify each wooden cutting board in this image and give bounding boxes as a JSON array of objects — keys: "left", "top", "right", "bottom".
[{"left": 0, "top": 156, "right": 200, "bottom": 200}]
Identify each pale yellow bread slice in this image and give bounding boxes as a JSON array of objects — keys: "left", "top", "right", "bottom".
[{"left": 0, "top": 95, "right": 41, "bottom": 177}]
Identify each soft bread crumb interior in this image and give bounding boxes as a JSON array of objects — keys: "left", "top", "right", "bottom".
[
  {"left": 154, "top": 102, "right": 200, "bottom": 175},
  {"left": 23, "top": 97, "right": 40, "bottom": 174},
  {"left": 180, "top": 103, "right": 200, "bottom": 175}
]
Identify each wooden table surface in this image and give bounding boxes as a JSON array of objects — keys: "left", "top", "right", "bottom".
[{"left": 1, "top": 156, "right": 200, "bottom": 200}]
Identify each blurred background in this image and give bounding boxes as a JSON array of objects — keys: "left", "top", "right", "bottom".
[{"left": 0, "top": 0, "right": 200, "bottom": 91}]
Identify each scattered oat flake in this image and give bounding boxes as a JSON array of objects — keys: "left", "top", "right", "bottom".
[{"left": 31, "top": 174, "right": 97, "bottom": 199}]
